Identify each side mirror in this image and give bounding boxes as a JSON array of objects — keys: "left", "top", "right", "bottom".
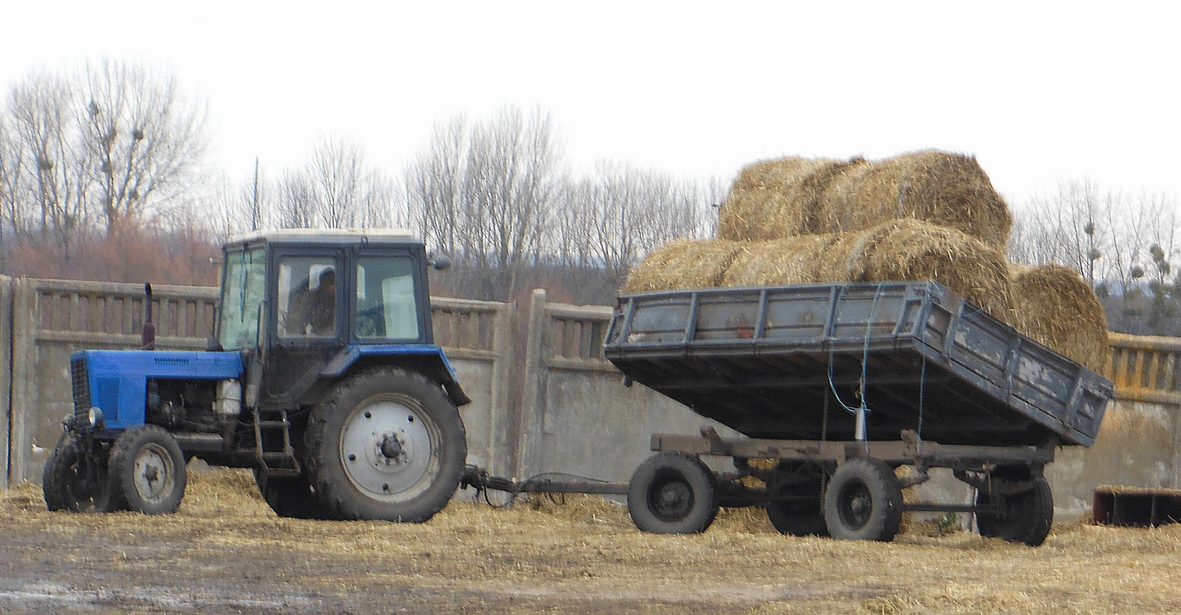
[{"left": 430, "top": 254, "right": 452, "bottom": 271}]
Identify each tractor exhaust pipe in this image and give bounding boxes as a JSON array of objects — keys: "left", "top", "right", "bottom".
[{"left": 141, "top": 283, "right": 156, "bottom": 350}]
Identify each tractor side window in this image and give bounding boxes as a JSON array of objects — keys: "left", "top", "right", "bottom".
[
  {"left": 279, "top": 257, "right": 339, "bottom": 338},
  {"left": 218, "top": 248, "right": 266, "bottom": 350},
  {"left": 355, "top": 256, "right": 420, "bottom": 341}
]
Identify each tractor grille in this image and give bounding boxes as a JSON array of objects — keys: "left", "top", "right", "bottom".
[{"left": 70, "top": 355, "right": 91, "bottom": 416}]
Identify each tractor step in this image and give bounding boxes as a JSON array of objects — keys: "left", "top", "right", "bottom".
[{"left": 251, "top": 408, "right": 301, "bottom": 474}]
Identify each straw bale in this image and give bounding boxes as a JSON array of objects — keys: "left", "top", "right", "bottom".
[
  {"left": 815, "top": 150, "right": 1012, "bottom": 247},
  {"left": 720, "top": 235, "right": 841, "bottom": 287},
  {"left": 621, "top": 239, "right": 747, "bottom": 293},
  {"left": 812, "top": 219, "right": 1015, "bottom": 319},
  {"left": 627, "top": 222, "right": 1014, "bottom": 321},
  {"left": 718, "top": 157, "right": 865, "bottom": 241},
  {"left": 1009, "top": 264, "right": 1109, "bottom": 372}
]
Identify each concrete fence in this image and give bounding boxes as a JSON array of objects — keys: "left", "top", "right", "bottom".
[{"left": 2, "top": 277, "right": 1179, "bottom": 521}]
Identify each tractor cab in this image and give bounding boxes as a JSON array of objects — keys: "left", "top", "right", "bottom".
[{"left": 217, "top": 229, "right": 466, "bottom": 409}]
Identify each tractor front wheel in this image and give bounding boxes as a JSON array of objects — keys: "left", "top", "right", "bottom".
[
  {"left": 42, "top": 435, "right": 119, "bottom": 513},
  {"left": 108, "top": 425, "right": 187, "bottom": 515},
  {"left": 304, "top": 368, "right": 467, "bottom": 522}
]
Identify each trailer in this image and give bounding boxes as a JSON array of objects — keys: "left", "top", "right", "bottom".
[{"left": 600, "top": 281, "right": 1114, "bottom": 546}]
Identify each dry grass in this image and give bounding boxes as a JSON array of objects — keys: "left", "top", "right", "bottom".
[
  {"left": 4, "top": 468, "right": 1180, "bottom": 613},
  {"left": 1009, "top": 264, "right": 1110, "bottom": 372}
]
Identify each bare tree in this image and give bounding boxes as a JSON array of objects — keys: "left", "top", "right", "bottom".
[
  {"left": 81, "top": 59, "right": 210, "bottom": 231},
  {"left": 6, "top": 70, "right": 92, "bottom": 246},
  {"left": 0, "top": 60, "right": 210, "bottom": 246},
  {"left": 404, "top": 108, "right": 564, "bottom": 299},
  {"left": 273, "top": 138, "right": 403, "bottom": 231}
]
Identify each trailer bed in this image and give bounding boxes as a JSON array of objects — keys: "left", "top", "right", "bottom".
[{"left": 603, "top": 281, "right": 1112, "bottom": 447}]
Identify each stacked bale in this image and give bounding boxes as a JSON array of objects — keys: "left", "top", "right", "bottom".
[
  {"left": 820, "top": 220, "right": 1014, "bottom": 319},
  {"left": 1009, "top": 264, "right": 1110, "bottom": 372},
  {"left": 627, "top": 150, "right": 1108, "bottom": 371},
  {"left": 719, "top": 157, "right": 865, "bottom": 241},
  {"left": 620, "top": 239, "right": 747, "bottom": 294},
  {"left": 626, "top": 221, "right": 1014, "bottom": 320},
  {"left": 815, "top": 150, "right": 1012, "bottom": 247},
  {"left": 719, "top": 150, "right": 1011, "bottom": 247}
]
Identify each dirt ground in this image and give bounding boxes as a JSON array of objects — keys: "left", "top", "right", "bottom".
[{"left": 2, "top": 468, "right": 1180, "bottom": 615}]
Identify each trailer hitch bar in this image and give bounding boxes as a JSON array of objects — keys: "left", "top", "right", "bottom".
[{"left": 461, "top": 465, "right": 629, "bottom": 496}]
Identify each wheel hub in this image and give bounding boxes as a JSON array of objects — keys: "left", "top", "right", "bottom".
[
  {"left": 132, "top": 443, "right": 175, "bottom": 503},
  {"left": 340, "top": 400, "right": 436, "bottom": 499},
  {"left": 651, "top": 479, "right": 693, "bottom": 522},
  {"left": 838, "top": 483, "right": 873, "bottom": 530}
]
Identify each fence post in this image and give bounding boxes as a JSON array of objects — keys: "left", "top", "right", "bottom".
[
  {"left": 513, "top": 289, "right": 548, "bottom": 479},
  {"left": 487, "top": 301, "right": 516, "bottom": 476},
  {"left": 8, "top": 278, "right": 38, "bottom": 485},
  {"left": 0, "top": 276, "right": 12, "bottom": 489}
]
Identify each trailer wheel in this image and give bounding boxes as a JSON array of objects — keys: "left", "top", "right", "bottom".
[
  {"left": 304, "top": 367, "right": 467, "bottom": 522},
  {"left": 42, "top": 436, "right": 119, "bottom": 513},
  {"left": 253, "top": 470, "right": 339, "bottom": 520},
  {"left": 108, "top": 425, "right": 187, "bottom": 515},
  {"left": 765, "top": 461, "right": 829, "bottom": 537},
  {"left": 628, "top": 453, "right": 718, "bottom": 534},
  {"left": 823, "top": 458, "right": 902, "bottom": 542},
  {"left": 976, "top": 476, "right": 1053, "bottom": 546}
]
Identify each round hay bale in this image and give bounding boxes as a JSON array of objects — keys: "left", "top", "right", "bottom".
[
  {"left": 720, "top": 235, "right": 841, "bottom": 287},
  {"left": 815, "top": 150, "right": 1012, "bottom": 247},
  {"left": 814, "top": 219, "right": 1015, "bottom": 319},
  {"left": 1009, "top": 264, "right": 1109, "bottom": 372},
  {"left": 621, "top": 239, "right": 747, "bottom": 293},
  {"left": 718, "top": 157, "right": 865, "bottom": 241}
]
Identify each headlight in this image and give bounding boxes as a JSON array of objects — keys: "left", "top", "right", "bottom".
[{"left": 87, "top": 407, "right": 105, "bottom": 430}]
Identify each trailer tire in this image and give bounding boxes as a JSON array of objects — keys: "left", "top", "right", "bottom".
[
  {"left": 42, "top": 436, "right": 119, "bottom": 513},
  {"left": 108, "top": 425, "right": 187, "bottom": 515},
  {"left": 628, "top": 453, "right": 718, "bottom": 534},
  {"left": 765, "top": 461, "right": 829, "bottom": 537},
  {"left": 823, "top": 458, "right": 902, "bottom": 542},
  {"left": 304, "top": 367, "right": 467, "bottom": 522},
  {"left": 976, "top": 476, "right": 1053, "bottom": 547},
  {"left": 253, "top": 470, "right": 339, "bottom": 520}
]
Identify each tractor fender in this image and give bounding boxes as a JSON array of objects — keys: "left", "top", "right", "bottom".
[{"left": 320, "top": 345, "right": 471, "bottom": 406}]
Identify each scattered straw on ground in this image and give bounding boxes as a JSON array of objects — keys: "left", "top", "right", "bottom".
[{"left": 4, "top": 469, "right": 1181, "bottom": 614}]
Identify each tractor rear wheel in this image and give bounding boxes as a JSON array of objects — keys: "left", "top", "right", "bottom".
[
  {"left": 253, "top": 469, "right": 339, "bottom": 520},
  {"left": 304, "top": 367, "right": 467, "bottom": 522},
  {"left": 42, "top": 435, "right": 119, "bottom": 513},
  {"left": 108, "top": 425, "right": 187, "bottom": 515}
]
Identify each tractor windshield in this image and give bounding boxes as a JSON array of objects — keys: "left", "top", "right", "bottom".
[{"left": 218, "top": 248, "right": 267, "bottom": 350}]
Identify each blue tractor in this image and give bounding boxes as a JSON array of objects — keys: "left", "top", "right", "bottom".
[{"left": 42, "top": 229, "right": 470, "bottom": 521}]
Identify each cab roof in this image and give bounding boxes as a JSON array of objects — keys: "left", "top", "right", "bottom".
[{"left": 224, "top": 228, "right": 421, "bottom": 250}]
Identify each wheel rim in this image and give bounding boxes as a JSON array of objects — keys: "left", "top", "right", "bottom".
[
  {"left": 836, "top": 480, "right": 873, "bottom": 531},
  {"left": 132, "top": 442, "right": 176, "bottom": 504},
  {"left": 648, "top": 474, "right": 694, "bottom": 522},
  {"left": 339, "top": 395, "right": 441, "bottom": 502}
]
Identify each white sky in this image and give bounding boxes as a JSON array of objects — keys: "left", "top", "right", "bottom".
[{"left": 2, "top": 1, "right": 1178, "bottom": 205}]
